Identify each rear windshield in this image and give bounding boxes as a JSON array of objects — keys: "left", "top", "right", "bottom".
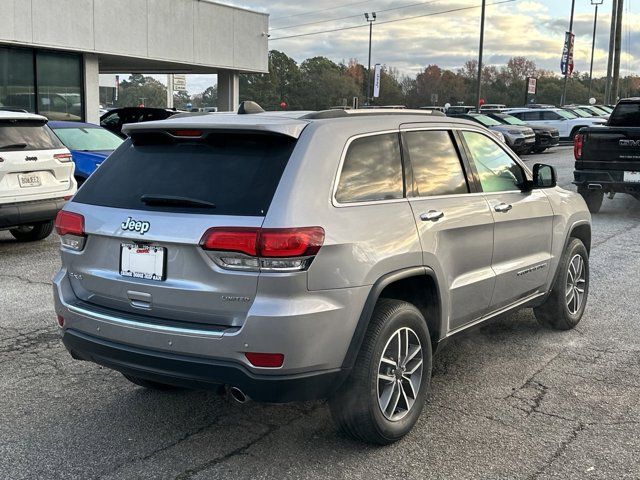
[
  {"left": 73, "top": 132, "right": 297, "bottom": 216},
  {"left": 609, "top": 103, "right": 640, "bottom": 127},
  {"left": 0, "top": 120, "right": 64, "bottom": 151},
  {"left": 52, "top": 126, "right": 123, "bottom": 151}
]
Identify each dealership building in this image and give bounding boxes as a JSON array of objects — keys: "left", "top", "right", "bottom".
[{"left": 0, "top": 0, "right": 268, "bottom": 124}]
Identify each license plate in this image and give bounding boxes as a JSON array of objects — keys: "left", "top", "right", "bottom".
[
  {"left": 624, "top": 171, "right": 640, "bottom": 183},
  {"left": 120, "top": 244, "right": 165, "bottom": 281},
  {"left": 18, "top": 173, "right": 41, "bottom": 188}
]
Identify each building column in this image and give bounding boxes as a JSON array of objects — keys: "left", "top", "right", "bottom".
[
  {"left": 83, "top": 53, "right": 100, "bottom": 124},
  {"left": 217, "top": 71, "right": 239, "bottom": 112}
]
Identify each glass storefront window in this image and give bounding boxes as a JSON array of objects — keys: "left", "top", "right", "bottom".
[
  {"left": 36, "top": 51, "right": 83, "bottom": 121},
  {"left": 0, "top": 47, "right": 36, "bottom": 113}
]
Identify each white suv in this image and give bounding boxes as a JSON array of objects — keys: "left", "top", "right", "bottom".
[
  {"left": 506, "top": 108, "right": 606, "bottom": 140},
  {"left": 0, "top": 110, "right": 76, "bottom": 241}
]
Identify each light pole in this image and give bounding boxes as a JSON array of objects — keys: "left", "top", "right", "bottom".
[
  {"left": 476, "top": 0, "right": 486, "bottom": 113},
  {"left": 364, "top": 12, "right": 376, "bottom": 106},
  {"left": 588, "top": 0, "right": 604, "bottom": 100},
  {"left": 561, "top": 0, "right": 576, "bottom": 106}
]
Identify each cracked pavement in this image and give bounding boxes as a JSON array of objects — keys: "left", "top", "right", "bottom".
[{"left": 1, "top": 147, "right": 639, "bottom": 479}]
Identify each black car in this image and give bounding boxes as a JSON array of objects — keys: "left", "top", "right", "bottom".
[
  {"left": 100, "top": 107, "right": 180, "bottom": 138},
  {"left": 486, "top": 112, "right": 560, "bottom": 153},
  {"left": 574, "top": 97, "right": 640, "bottom": 213}
]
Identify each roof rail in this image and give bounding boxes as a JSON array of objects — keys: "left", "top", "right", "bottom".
[
  {"left": 0, "top": 107, "right": 29, "bottom": 113},
  {"left": 301, "top": 108, "right": 445, "bottom": 120}
]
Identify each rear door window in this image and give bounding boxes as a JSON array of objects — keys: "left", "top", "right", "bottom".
[
  {"left": 72, "top": 132, "right": 297, "bottom": 216},
  {"left": 609, "top": 103, "right": 640, "bottom": 127},
  {"left": 335, "top": 133, "right": 404, "bottom": 203},
  {"left": 403, "top": 130, "right": 469, "bottom": 196},
  {"left": 0, "top": 120, "right": 63, "bottom": 150}
]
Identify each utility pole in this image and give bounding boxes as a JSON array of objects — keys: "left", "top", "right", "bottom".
[
  {"left": 364, "top": 12, "right": 376, "bottom": 106},
  {"left": 604, "top": 0, "right": 618, "bottom": 104},
  {"left": 166, "top": 74, "right": 174, "bottom": 109},
  {"left": 475, "top": 0, "right": 486, "bottom": 113},
  {"left": 612, "top": 0, "right": 624, "bottom": 103},
  {"left": 561, "top": 0, "right": 576, "bottom": 106},
  {"left": 588, "top": 1, "right": 603, "bottom": 100}
]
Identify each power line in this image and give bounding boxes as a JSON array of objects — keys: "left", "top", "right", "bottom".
[
  {"left": 270, "top": 0, "right": 373, "bottom": 22},
  {"left": 270, "top": 0, "right": 444, "bottom": 32},
  {"left": 270, "top": 0, "right": 520, "bottom": 41}
]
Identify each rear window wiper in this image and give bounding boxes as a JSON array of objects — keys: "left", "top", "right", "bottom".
[
  {"left": 0, "top": 143, "right": 28, "bottom": 150},
  {"left": 140, "top": 194, "right": 216, "bottom": 208}
]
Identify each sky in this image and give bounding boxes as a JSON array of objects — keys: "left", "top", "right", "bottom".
[{"left": 168, "top": 0, "right": 639, "bottom": 94}]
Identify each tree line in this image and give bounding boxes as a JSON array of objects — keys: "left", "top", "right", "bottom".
[{"left": 110, "top": 52, "right": 640, "bottom": 111}]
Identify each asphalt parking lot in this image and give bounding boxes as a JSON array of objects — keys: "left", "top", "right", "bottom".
[{"left": 1, "top": 146, "right": 639, "bottom": 480}]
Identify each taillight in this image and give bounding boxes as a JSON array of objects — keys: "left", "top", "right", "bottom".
[
  {"left": 54, "top": 153, "right": 72, "bottom": 162},
  {"left": 56, "top": 315, "right": 65, "bottom": 327},
  {"left": 54, "top": 211, "right": 86, "bottom": 250},
  {"left": 574, "top": 133, "right": 583, "bottom": 160},
  {"left": 245, "top": 352, "right": 284, "bottom": 368},
  {"left": 200, "top": 227, "right": 325, "bottom": 272}
]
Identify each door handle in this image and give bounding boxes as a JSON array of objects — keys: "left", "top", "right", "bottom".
[
  {"left": 494, "top": 203, "right": 513, "bottom": 213},
  {"left": 420, "top": 210, "right": 445, "bottom": 222}
]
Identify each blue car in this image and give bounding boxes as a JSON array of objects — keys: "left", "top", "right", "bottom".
[{"left": 48, "top": 121, "right": 123, "bottom": 185}]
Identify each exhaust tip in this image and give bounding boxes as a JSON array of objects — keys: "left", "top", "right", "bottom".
[{"left": 229, "top": 386, "right": 249, "bottom": 404}]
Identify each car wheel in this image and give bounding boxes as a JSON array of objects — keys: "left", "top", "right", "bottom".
[
  {"left": 534, "top": 238, "right": 589, "bottom": 330},
  {"left": 577, "top": 187, "right": 603, "bottom": 213},
  {"left": 533, "top": 147, "right": 546, "bottom": 154},
  {"left": 9, "top": 221, "right": 54, "bottom": 242},
  {"left": 329, "top": 299, "right": 432, "bottom": 445},
  {"left": 122, "top": 373, "right": 183, "bottom": 391}
]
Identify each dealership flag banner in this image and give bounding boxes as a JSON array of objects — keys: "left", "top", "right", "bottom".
[
  {"left": 373, "top": 64, "right": 382, "bottom": 98},
  {"left": 560, "top": 31, "right": 575, "bottom": 76}
]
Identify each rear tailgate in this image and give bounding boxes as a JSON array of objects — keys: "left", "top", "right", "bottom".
[
  {"left": 65, "top": 129, "right": 299, "bottom": 327},
  {"left": 580, "top": 127, "right": 640, "bottom": 171},
  {"left": 0, "top": 120, "right": 74, "bottom": 201}
]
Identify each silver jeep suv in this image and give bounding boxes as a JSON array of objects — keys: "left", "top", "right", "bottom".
[{"left": 53, "top": 108, "right": 591, "bottom": 444}]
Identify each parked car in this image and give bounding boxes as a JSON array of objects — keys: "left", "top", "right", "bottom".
[
  {"left": 48, "top": 121, "right": 123, "bottom": 185},
  {"left": 506, "top": 107, "right": 607, "bottom": 140},
  {"left": 0, "top": 111, "right": 76, "bottom": 241},
  {"left": 446, "top": 105, "right": 476, "bottom": 114},
  {"left": 486, "top": 112, "right": 560, "bottom": 153},
  {"left": 100, "top": 107, "right": 180, "bottom": 138},
  {"left": 574, "top": 105, "right": 610, "bottom": 118},
  {"left": 448, "top": 112, "right": 536, "bottom": 154},
  {"left": 574, "top": 97, "right": 640, "bottom": 213},
  {"left": 53, "top": 105, "right": 592, "bottom": 444},
  {"left": 479, "top": 103, "right": 506, "bottom": 112}
]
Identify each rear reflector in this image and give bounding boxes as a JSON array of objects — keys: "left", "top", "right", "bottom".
[
  {"left": 55, "top": 211, "right": 85, "bottom": 237},
  {"left": 245, "top": 352, "right": 284, "bottom": 368},
  {"left": 54, "top": 153, "right": 72, "bottom": 162},
  {"left": 56, "top": 315, "right": 64, "bottom": 327},
  {"left": 200, "top": 227, "right": 324, "bottom": 258}
]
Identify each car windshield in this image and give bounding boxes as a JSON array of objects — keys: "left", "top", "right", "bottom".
[
  {"left": 497, "top": 115, "right": 526, "bottom": 126},
  {"left": 570, "top": 109, "right": 591, "bottom": 118},
  {"left": 557, "top": 109, "right": 577, "bottom": 119},
  {"left": 472, "top": 114, "right": 502, "bottom": 127},
  {"left": 53, "top": 126, "right": 124, "bottom": 151},
  {"left": 587, "top": 106, "right": 608, "bottom": 115}
]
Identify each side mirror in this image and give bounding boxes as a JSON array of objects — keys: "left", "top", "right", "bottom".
[{"left": 532, "top": 163, "right": 557, "bottom": 189}]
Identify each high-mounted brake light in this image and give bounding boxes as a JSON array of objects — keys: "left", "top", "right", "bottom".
[
  {"left": 54, "top": 153, "right": 73, "bottom": 162},
  {"left": 574, "top": 133, "right": 583, "bottom": 160},
  {"left": 55, "top": 211, "right": 86, "bottom": 250},
  {"left": 171, "top": 129, "right": 203, "bottom": 137},
  {"left": 200, "top": 227, "right": 325, "bottom": 272}
]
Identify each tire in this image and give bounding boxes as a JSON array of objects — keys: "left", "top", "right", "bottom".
[
  {"left": 122, "top": 373, "right": 183, "bottom": 391},
  {"left": 533, "top": 147, "right": 547, "bottom": 154},
  {"left": 577, "top": 187, "right": 603, "bottom": 214},
  {"left": 329, "top": 299, "right": 432, "bottom": 445},
  {"left": 570, "top": 127, "right": 585, "bottom": 142},
  {"left": 9, "top": 221, "right": 54, "bottom": 242},
  {"left": 534, "top": 238, "right": 589, "bottom": 330}
]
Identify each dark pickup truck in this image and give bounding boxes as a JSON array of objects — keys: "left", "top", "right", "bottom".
[{"left": 574, "top": 98, "right": 640, "bottom": 213}]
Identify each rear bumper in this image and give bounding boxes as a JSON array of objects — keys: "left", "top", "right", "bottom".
[
  {"left": 573, "top": 169, "right": 640, "bottom": 194},
  {"left": 0, "top": 197, "right": 66, "bottom": 229},
  {"left": 62, "top": 329, "right": 346, "bottom": 402}
]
